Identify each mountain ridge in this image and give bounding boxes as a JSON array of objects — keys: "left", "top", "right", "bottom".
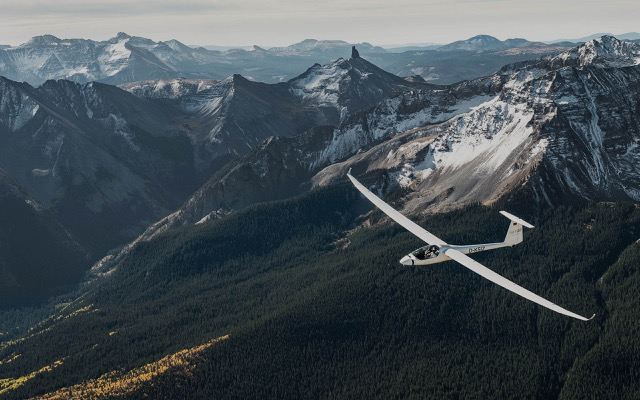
[
  {"left": 0, "top": 32, "right": 576, "bottom": 85},
  {"left": 129, "top": 36, "right": 640, "bottom": 245},
  {"left": 3, "top": 36, "right": 638, "bottom": 296}
]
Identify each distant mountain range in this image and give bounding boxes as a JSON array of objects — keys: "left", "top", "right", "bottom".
[
  {"left": 549, "top": 31, "right": 640, "bottom": 43},
  {"left": 0, "top": 33, "right": 573, "bottom": 85}
]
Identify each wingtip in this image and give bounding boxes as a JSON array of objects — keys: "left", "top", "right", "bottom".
[
  {"left": 588, "top": 313, "right": 596, "bottom": 321},
  {"left": 347, "top": 167, "right": 352, "bottom": 176}
]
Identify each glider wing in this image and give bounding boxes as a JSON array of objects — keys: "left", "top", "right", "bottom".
[
  {"left": 444, "top": 248, "right": 595, "bottom": 321},
  {"left": 347, "top": 173, "right": 447, "bottom": 246}
]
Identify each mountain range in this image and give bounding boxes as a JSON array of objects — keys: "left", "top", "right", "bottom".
[
  {"left": 2, "top": 34, "right": 639, "bottom": 302},
  {"left": 549, "top": 31, "right": 640, "bottom": 43},
  {"left": 0, "top": 33, "right": 572, "bottom": 85},
  {"left": 1, "top": 35, "right": 640, "bottom": 399},
  {"left": 117, "top": 36, "right": 640, "bottom": 247}
]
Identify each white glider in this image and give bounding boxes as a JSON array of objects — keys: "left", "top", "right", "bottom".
[{"left": 347, "top": 172, "right": 594, "bottom": 321}]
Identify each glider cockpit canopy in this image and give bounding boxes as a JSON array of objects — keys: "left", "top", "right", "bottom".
[{"left": 411, "top": 245, "right": 440, "bottom": 260}]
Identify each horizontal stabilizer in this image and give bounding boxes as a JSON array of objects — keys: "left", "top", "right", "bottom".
[{"left": 499, "top": 211, "right": 534, "bottom": 228}]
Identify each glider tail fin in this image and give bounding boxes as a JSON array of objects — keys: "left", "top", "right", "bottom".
[
  {"left": 504, "top": 221, "right": 524, "bottom": 246},
  {"left": 500, "top": 211, "right": 534, "bottom": 246}
]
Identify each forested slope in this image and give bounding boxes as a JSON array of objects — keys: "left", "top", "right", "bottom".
[
  {"left": 1, "top": 185, "right": 639, "bottom": 399},
  {"left": 0, "top": 172, "right": 87, "bottom": 307}
]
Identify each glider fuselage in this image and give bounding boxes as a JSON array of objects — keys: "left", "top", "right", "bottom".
[
  {"left": 400, "top": 241, "right": 513, "bottom": 266},
  {"left": 346, "top": 172, "right": 594, "bottom": 321}
]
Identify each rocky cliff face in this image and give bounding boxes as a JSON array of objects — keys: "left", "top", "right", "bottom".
[
  {"left": 0, "top": 169, "right": 87, "bottom": 306},
  {"left": 0, "top": 77, "right": 200, "bottom": 253},
  {"left": 314, "top": 36, "right": 640, "bottom": 212}
]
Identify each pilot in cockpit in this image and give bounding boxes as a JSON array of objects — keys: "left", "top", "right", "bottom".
[
  {"left": 426, "top": 245, "right": 439, "bottom": 257},
  {"left": 413, "top": 245, "right": 440, "bottom": 260}
]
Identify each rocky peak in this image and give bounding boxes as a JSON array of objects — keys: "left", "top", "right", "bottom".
[
  {"left": 579, "top": 36, "right": 633, "bottom": 63},
  {"left": 551, "top": 35, "right": 640, "bottom": 68},
  {"left": 115, "top": 32, "right": 132, "bottom": 40},
  {"left": 121, "top": 78, "right": 218, "bottom": 99},
  {"left": 26, "top": 34, "right": 62, "bottom": 46},
  {"left": 438, "top": 35, "right": 505, "bottom": 52},
  {"left": 351, "top": 46, "right": 360, "bottom": 58},
  {"left": 162, "top": 39, "right": 191, "bottom": 52},
  {"left": 288, "top": 53, "right": 430, "bottom": 115}
]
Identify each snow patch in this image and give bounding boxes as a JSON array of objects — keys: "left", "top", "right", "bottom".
[
  {"left": 432, "top": 98, "right": 534, "bottom": 173},
  {"left": 290, "top": 61, "right": 350, "bottom": 106},
  {"left": 98, "top": 39, "right": 131, "bottom": 76},
  {"left": 102, "top": 113, "right": 139, "bottom": 151},
  {"left": 312, "top": 94, "right": 495, "bottom": 169}
]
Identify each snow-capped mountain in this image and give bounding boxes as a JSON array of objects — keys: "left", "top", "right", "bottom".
[
  {"left": 2, "top": 49, "right": 429, "bottom": 263},
  {"left": 289, "top": 48, "right": 432, "bottom": 114},
  {"left": 125, "top": 53, "right": 431, "bottom": 162},
  {"left": 120, "top": 78, "right": 218, "bottom": 99},
  {"left": 0, "top": 33, "right": 179, "bottom": 84},
  {"left": 170, "top": 74, "right": 331, "bottom": 163},
  {"left": 0, "top": 32, "right": 260, "bottom": 85},
  {"left": 550, "top": 35, "right": 640, "bottom": 67},
  {"left": 314, "top": 36, "right": 640, "bottom": 211},
  {"left": 129, "top": 36, "right": 640, "bottom": 244},
  {"left": 0, "top": 34, "right": 390, "bottom": 86},
  {"left": 0, "top": 33, "right": 572, "bottom": 86},
  {"left": 5, "top": 36, "right": 640, "bottom": 292},
  {"left": 114, "top": 56, "right": 499, "bottom": 244}
]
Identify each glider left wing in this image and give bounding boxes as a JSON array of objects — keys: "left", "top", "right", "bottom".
[{"left": 347, "top": 173, "right": 447, "bottom": 246}]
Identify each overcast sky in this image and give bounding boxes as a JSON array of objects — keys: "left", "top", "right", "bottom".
[{"left": 1, "top": 0, "right": 638, "bottom": 46}]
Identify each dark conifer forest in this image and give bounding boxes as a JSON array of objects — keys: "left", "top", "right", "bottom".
[{"left": 1, "top": 184, "right": 639, "bottom": 399}]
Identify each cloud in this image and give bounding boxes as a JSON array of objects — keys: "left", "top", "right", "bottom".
[
  {"left": 1, "top": 0, "right": 235, "bottom": 16},
  {"left": 0, "top": 0, "right": 638, "bottom": 46}
]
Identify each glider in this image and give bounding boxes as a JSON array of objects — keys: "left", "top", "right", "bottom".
[{"left": 347, "top": 172, "right": 594, "bottom": 321}]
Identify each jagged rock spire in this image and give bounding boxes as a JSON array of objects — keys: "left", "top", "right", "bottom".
[{"left": 351, "top": 46, "right": 360, "bottom": 58}]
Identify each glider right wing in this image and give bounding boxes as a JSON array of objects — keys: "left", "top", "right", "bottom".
[{"left": 444, "top": 248, "right": 595, "bottom": 321}]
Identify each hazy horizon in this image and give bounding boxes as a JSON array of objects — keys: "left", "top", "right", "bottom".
[{"left": 0, "top": 0, "right": 638, "bottom": 47}]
